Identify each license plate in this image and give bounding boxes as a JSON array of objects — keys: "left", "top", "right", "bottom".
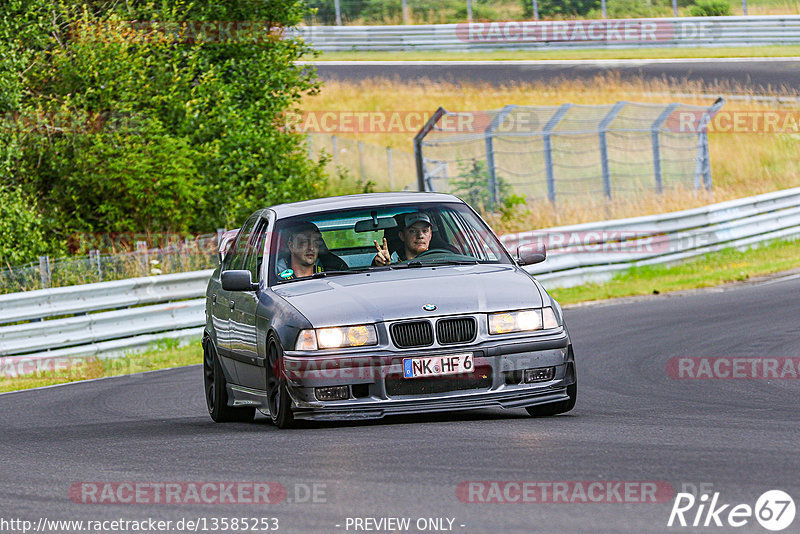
[{"left": 403, "top": 353, "right": 474, "bottom": 378}]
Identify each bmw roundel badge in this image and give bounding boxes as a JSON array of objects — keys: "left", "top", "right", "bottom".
[{"left": 422, "top": 304, "right": 437, "bottom": 311}]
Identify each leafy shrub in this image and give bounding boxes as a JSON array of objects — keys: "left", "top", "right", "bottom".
[
  {"left": 0, "top": 186, "right": 51, "bottom": 265},
  {"left": 521, "top": 0, "right": 601, "bottom": 19},
  {"left": 689, "top": 0, "right": 731, "bottom": 16}
]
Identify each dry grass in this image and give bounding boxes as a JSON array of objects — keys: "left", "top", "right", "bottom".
[{"left": 303, "top": 75, "right": 800, "bottom": 232}]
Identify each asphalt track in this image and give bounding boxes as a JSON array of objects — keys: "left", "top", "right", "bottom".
[
  {"left": 2, "top": 274, "right": 799, "bottom": 533},
  {"left": 309, "top": 58, "right": 800, "bottom": 93}
]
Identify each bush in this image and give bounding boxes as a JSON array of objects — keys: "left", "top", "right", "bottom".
[
  {"left": 0, "top": 186, "right": 51, "bottom": 266},
  {"left": 1, "top": 0, "right": 328, "bottom": 259},
  {"left": 689, "top": 0, "right": 731, "bottom": 16},
  {"left": 522, "top": 0, "right": 601, "bottom": 19}
]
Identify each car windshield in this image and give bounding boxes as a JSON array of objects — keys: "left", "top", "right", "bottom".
[{"left": 269, "top": 202, "right": 511, "bottom": 284}]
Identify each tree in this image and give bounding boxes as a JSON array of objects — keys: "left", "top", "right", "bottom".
[{"left": 0, "top": 0, "right": 327, "bottom": 256}]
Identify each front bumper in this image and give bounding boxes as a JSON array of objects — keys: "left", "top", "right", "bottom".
[{"left": 282, "top": 329, "right": 575, "bottom": 421}]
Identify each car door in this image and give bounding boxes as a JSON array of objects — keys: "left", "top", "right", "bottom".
[
  {"left": 230, "top": 216, "right": 271, "bottom": 389},
  {"left": 217, "top": 214, "right": 259, "bottom": 384}
]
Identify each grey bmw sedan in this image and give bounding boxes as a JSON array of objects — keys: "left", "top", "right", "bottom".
[{"left": 203, "top": 192, "right": 576, "bottom": 428}]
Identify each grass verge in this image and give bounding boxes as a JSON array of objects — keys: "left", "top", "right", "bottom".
[
  {"left": 0, "top": 339, "right": 202, "bottom": 394},
  {"left": 550, "top": 236, "right": 800, "bottom": 305},
  {"left": 309, "top": 45, "right": 800, "bottom": 62}
]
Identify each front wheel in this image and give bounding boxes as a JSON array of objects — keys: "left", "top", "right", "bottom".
[
  {"left": 526, "top": 383, "right": 576, "bottom": 417},
  {"left": 203, "top": 338, "right": 255, "bottom": 423},
  {"left": 266, "top": 335, "right": 295, "bottom": 429}
]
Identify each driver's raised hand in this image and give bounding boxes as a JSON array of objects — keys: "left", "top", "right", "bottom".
[{"left": 373, "top": 238, "right": 391, "bottom": 266}]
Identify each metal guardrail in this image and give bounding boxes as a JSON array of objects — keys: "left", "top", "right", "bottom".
[
  {"left": 501, "top": 187, "right": 800, "bottom": 287},
  {"left": 296, "top": 16, "right": 800, "bottom": 51},
  {"left": 2, "top": 187, "right": 800, "bottom": 367}
]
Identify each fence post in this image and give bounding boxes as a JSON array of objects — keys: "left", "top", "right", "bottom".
[
  {"left": 601, "top": 0, "right": 607, "bottom": 18},
  {"left": 89, "top": 249, "right": 102, "bottom": 280},
  {"left": 532, "top": 0, "right": 539, "bottom": 20},
  {"left": 466, "top": 0, "right": 473, "bottom": 22},
  {"left": 307, "top": 133, "right": 313, "bottom": 160},
  {"left": 136, "top": 241, "right": 148, "bottom": 276},
  {"left": 672, "top": 0, "right": 678, "bottom": 16},
  {"left": 38, "top": 255, "right": 51, "bottom": 288},
  {"left": 743, "top": 0, "right": 748, "bottom": 15},
  {"left": 334, "top": 0, "right": 342, "bottom": 25},
  {"left": 598, "top": 101, "right": 627, "bottom": 201},
  {"left": 387, "top": 146, "right": 394, "bottom": 190},
  {"left": 484, "top": 105, "right": 516, "bottom": 208},
  {"left": 651, "top": 103, "right": 679, "bottom": 194},
  {"left": 358, "top": 140, "right": 365, "bottom": 185},
  {"left": 402, "top": 0, "right": 409, "bottom": 23},
  {"left": 542, "top": 103, "right": 572, "bottom": 204},
  {"left": 695, "top": 97, "right": 725, "bottom": 191},
  {"left": 332, "top": 135, "right": 338, "bottom": 169},
  {"left": 413, "top": 107, "right": 447, "bottom": 192}
]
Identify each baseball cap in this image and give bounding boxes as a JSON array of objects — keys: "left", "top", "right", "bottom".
[{"left": 403, "top": 212, "right": 437, "bottom": 231}]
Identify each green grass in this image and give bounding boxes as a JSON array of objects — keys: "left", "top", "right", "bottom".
[
  {"left": 308, "top": 45, "right": 800, "bottom": 62},
  {"left": 550, "top": 236, "right": 800, "bottom": 305},
  {"left": 4, "top": 236, "right": 800, "bottom": 393},
  {"left": 0, "top": 338, "right": 202, "bottom": 393}
]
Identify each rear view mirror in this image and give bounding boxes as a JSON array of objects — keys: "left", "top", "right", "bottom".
[
  {"left": 517, "top": 243, "right": 546, "bottom": 266},
  {"left": 354, "top": 216, "right": 399, "bottom": 233},
  {"left": 221, "top": 270, "right": 258, "bottom": 291}
]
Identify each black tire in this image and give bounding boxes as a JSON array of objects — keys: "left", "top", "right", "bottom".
[
  {"left": 266, "top": 335, "right": 295, "bottom": 429},
  {"left": 526, "top": 383, "right": 577, "bottom": 417},
  {"left": 203, "top": 338, "right": 255, "bottom": 423}
]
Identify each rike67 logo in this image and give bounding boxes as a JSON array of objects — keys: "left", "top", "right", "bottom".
[{"left": 667, "top": 489, "right": 796, "bottom": 531}]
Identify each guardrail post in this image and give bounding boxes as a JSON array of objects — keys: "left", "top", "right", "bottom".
[
  {"left": 38, "top": 255, "right": 51, "bottom": 288},
  {"left": 599, "top": 101, "right": 627, "bottom": 201},
  {"left": 542, "top": 103, "right": 572, "bottom": 204},
  {"left": 651, "top": 103, "right": 679, "bottom": 194},
  {"left": 484, "top": 105, "right": 516, "bottom": 209},
  {"left": 387, "top": 147, "right": 394, "bottom": 190}
]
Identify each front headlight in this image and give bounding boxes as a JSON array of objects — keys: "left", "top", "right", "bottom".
[
  {"left": 488, "top": 308, "right": 560, "bottom": 335},
  {"left": 295, "top": 325, "right": 378, "bottom": 350}
]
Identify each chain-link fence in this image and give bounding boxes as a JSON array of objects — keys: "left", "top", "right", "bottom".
[
  {"left": 307, "top": 133, "right": 417, "bottom": 191},
  {"left": 413, "top": 99, "right": 724, "bottom": 208},
  {"left": 303, "top": 0, "right": 710, "bottom": 26},
  {"left": 0, "top": 234, "right": 220, "bottom": 294}
]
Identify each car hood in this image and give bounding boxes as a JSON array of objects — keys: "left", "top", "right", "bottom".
[{"left": 272, "top": 264, "right": 544, "bottom": 327}]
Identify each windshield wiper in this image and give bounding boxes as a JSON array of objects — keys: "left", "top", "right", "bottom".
[
  {"left": 311, "top": 270, "right": 356, "bottom": 279},
  {"left": 395, "top": 259, "right": 479, "bottom": 268}
]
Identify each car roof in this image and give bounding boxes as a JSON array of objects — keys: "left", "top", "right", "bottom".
[{"left": 267, "top": 192, "right": 463, "bottom": 219}]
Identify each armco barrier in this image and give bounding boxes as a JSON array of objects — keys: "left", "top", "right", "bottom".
[
  {"left": 1, "top": 187, "right": 800, "bottom": 366},
  {"left": 296, "top": 16, "right": 800, "bottom": 52}
]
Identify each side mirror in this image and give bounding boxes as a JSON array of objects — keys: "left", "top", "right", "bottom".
[
  {"left": 221, "top": 270, "right": 258, "bottom": 292},
  {"left": 517, "top": 243, "right": 546, "bottom": 266}
]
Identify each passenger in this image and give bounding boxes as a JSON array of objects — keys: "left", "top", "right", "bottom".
[
  {"left": 373, "top": 213, "right": 435, "bottom": 266},
  {"left": 277, "top": 221, "right": 325, "bottom": 280}
]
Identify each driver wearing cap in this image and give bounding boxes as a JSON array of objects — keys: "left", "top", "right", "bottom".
[{"left": 373, "top": 212, "right": 435, "bottom": 266}]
